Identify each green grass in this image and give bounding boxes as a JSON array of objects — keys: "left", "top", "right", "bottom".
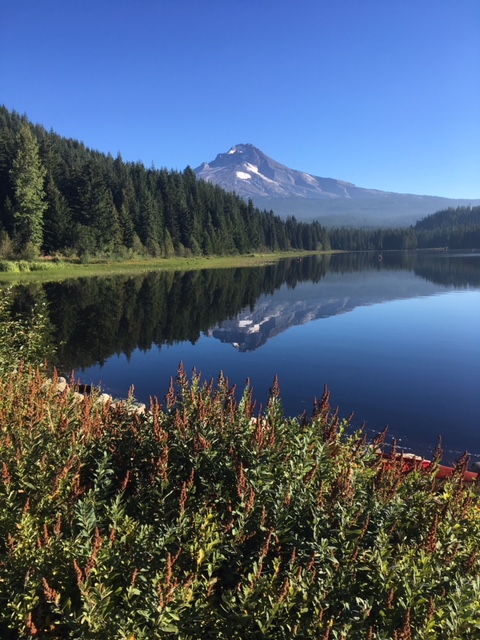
[{"left": 0, "top": 251, "right": 327, "bottom": 283}]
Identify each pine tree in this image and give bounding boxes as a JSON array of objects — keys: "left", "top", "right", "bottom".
[
  {"left": 74, "top": 159, "right": 122, "bottom": 253},
  {"left": 10, "top": 123, "right": 47, "bottom": 254},
  {"left": 43, "top": 174, "right": 73, "bottom": 252},
  {"left": 0, "top": 108, "right": 19, "bottom": 238}
]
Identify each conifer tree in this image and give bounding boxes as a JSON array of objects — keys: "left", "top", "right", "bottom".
[
  {"left": 43, "top": 174, "right": 72, "bottom": 252},
  {"left": 10, "top": 122, "right": 47, "bottom": 254}
]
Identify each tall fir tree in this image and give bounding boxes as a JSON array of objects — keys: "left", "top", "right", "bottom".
[
  {"left": 9, "top": 122, "right": 47, "bottom": 253},
  {"left": 43, "top": 174, "right": 73, "bottom": 252}
]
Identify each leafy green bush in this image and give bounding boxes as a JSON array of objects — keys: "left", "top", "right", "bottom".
[
  {"left": 28, "top": 261, "right": 65, "bottom": 271},
  {"left": 0, "top": 260, "right": 65, "bottom": 273},
  {"left": 1, "top": 366, "right": 480, "bottom": 638},
  {"left": 0, "top": 261, "right": 20, "bottom": 272},
  {"left": 0, "top": 287, "right": 55, "bottom": 376}
]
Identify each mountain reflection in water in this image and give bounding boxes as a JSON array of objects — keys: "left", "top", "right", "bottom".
[{"left": 210, "top": 269, "right": 442, "bottom": 352}]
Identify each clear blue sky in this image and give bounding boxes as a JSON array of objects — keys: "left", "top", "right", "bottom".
[{"left": 1, "top": 0, "right": 479, "bottom": 198}]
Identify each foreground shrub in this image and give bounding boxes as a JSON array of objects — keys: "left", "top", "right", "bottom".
[
  {"left": 0, "top": 261, "right": 20, "bottom": 272},
  {"left": 0, "top": 260, "right": 65, "bottom": 273},
  {"left": 0, "top": 288, "right": 55, "bottom": 377},
  {"left": 0, "top": 366, "right": 480, "bottom": 638}
]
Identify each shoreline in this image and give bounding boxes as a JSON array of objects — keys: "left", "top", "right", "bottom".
[{"left": 0, "top": 250, "right": 332, "bottom": 283}]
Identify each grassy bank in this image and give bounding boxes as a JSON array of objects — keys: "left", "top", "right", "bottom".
[
  {"left": 0, "top": 251, "right": 327, "bottom": 283},
  {"left": 1, "top": 366, "right": 480, "bottom": 638}
]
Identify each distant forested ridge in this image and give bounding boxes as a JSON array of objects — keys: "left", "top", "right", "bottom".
[
  {"left": 329, "top": 206, "right": 480, "bottom": 251},
  {"left": 1, "top": 106, "right": 479, "bottom": 258},
  {"left": 0, "top": 107, "right": 329, "bottom": 258},
  {"left": 412, "top": 206, "right": 480, "bottom": 248}
]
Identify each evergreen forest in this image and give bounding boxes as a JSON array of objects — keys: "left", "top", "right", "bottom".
[
  {"left": 329, "top": 207, "right": 480, "bottom": 252},
  {"left": 1, "top": 105, "right": 479, "bottom": 261},
  {"left": 0, "top": 107, "right": 329, "bottom": 260}
]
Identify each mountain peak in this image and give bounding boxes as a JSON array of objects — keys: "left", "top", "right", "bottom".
[
  {"left": 204, "top": 144, "right": 275, "bottom": 172},
  {"left": 227, "top": 143, "right": 257, "bottom": 153},
  {"left": 194, "top": 144, "right": 357, "bottom": 200}
]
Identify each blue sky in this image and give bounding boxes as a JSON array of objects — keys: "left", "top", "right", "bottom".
[{"left": 1, "top": 0, "right": 479, "bottom": 199}]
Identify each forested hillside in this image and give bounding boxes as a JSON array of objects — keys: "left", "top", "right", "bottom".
[
  {"left": 329, "top": 206, "right": 480, "bottom": 251},
  {"left": 0, "top": 107, "right": 329, "bottom": 259},
  {"left": 412, "top": 206, "right": 480, "bottom": 248}
]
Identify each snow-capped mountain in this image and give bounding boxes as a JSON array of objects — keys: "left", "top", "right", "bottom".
[
  {"left": 194, "top": 144, "right": 479, "bottom": 227},
  {"left": 194, "top": 143, "right": 384, "bottom": 200}
]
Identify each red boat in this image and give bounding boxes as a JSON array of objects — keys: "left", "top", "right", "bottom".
[{"left": 381, "top": 452, "right": 479, "bottom": 483}]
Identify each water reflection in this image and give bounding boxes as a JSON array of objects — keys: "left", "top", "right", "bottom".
[
  {"left": 4, "top": 251, "right": 478, "bottom": 370},
  {"left": 45, "top": 256, "right": 330, "bottom": 368}
]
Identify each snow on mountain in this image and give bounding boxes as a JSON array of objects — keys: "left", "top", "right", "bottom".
[{"left": 194, "top": 143, "right": 382, "bottom": 200}]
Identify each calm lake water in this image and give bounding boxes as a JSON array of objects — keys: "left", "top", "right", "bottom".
[{"left": 17, "top": 251, "right": 480, "bottom": 464}]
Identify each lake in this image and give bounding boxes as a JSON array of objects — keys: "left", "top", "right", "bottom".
[{"left": 13, "top": 251, "right": 480, "bottom": 464}]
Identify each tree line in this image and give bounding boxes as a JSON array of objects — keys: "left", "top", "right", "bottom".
[
  {"left": 329, "top": 205, "right": 480, "bottom": 251},
  {"left": 0, "top": 107, "right": 329, "bottom": 259},
  {"left": 1, "top": 106, "right": 479, "bottom": 259}
]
